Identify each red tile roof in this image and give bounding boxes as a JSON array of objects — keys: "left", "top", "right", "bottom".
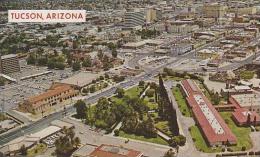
[
  {"left": 228, "top": 97, "right": 243, "bottom": 109},
  {"left": 89, "top": 144, "right": 142, "bottom": 157},
  {"left": 27, "top": 84, "right": 74, "bottom": 104},
  {"left": 181, "top": 79, "right": 237, "bottom": 145},
  {"left": 181, "top": 79, "right": 201, "bottom": 96},
  {"left": 232, "top": 108, "right": 260, "bottom": 125}
]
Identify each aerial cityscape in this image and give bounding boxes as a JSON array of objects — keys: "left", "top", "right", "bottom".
[{"left": 0, "top": 0, "right": 260, "bottom": 157}]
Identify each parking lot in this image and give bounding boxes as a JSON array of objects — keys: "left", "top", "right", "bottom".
[
  {"left": 0, "top": 60, "right": 76, "bottom": 111},
  {"left": 138, "top": 55, "right": 172, "bottom": 68},
  {"left": 42, "top": 133, "right": 60, "bottom": 148}
]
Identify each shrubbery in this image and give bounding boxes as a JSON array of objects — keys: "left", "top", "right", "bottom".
[{"left": 169, "top": 135, "right": 186, "bottom": 147}]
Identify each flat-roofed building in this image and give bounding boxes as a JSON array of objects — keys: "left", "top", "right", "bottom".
[
  {"left": 123, "top": 40, "right": 147, "bottom": 49},
  {"left": 229, "top": 6, "right": 257, "bottom": 15},
  {"left": 0, "top": 54, "right": 20, "bottom": 74},
  {"left": 197, "top": 49, "right": 220, "bottom": 59},
  {"left": 229, "top": 93, "right": 260, "bottom": 114},
  {"left": 57, "top": 72, "right": 102, "bottom": 88},
  {"left": 203, "top": 3, "right": 227, "bottom": 18},
  {"left": 146, "top": 7, "right": 157, "bottom": 23},
  {"left": 180, "top": 79, "right": 237, "bottom": 146},
  {"left": 19, "top": 84, "right": 79, "bottom": 114},
  {"left": 168, "top": 23, "right": 199, "bottom": 34},
  {"left": 0, "top": 120, "right": 72, "bottom": 156}
]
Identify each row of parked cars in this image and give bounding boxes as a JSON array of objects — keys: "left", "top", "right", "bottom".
[{"left": 43, "top": 134, "right": 59, "bottom": 148}]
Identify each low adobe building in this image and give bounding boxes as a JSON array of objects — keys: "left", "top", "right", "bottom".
[
  {"left": 232, "top": 108, "right": 260, "bottom": 126},
  {"left": 180, "top": 79, "right": 237, "bottom": 146}
]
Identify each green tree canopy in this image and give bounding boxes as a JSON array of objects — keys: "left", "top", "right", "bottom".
[
  {"left": 72, "top": 61, "right": 81, "bottom": 71},
  {"left": 74, "top": 100, "right": 87, "bottom": 119},
  {"left": 115, "top": 87, "right": 125, "bottom": 98}
]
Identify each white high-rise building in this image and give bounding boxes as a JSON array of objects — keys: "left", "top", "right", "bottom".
[
  {"left": 124, "top": 9, "right": 145, "bottom": 30},
  {"left": 0, "top": 54, "right": 20, "bottom": 74}
]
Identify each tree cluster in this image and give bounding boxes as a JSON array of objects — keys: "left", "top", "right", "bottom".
[
  {"left": 55, "top": 127, "right": 81, "bottom": 156},
  {"left": 27, "top": 50, "right": 66, "bottom": 70},
  {"left": 83, "top": 93, "right": 157, "bottom": 138},
  {"left": 0, "top": 33, "right": 26, "bottom": 55},
  {"left": 157, "top": 75, "right": 179, "bottom": 136},
  {"left": 163, "top": 68, "right": 204, "bottom": 82},
  {"left": 74, "top": 100, "right": 87, "bottom": 119},
  {"left": 0, "top": 77, "right": 6, "bottom": 86},
  {"left": 169, "top": 135, "right": 186, "bottom": 147},
  {"left": 72, "top": 61, "right": 81, "bottom": 71},
  {"left": 97, "top": 51, "right": 114, "bottom": 71},
  {"left": 136, "top": 29, "right": 160, "bottom": 39},
  {"left": 112, "top": 75, "right": 125, "bottom": 83}
]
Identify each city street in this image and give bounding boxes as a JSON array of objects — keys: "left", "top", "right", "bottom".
[{"left": 62, "top": 118, "right": 171, "bottom": 157}]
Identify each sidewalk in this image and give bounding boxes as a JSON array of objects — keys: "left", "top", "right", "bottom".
[
  {"left": 6, "top": 110, "right": 32, "bottom": 124},
  {"left": 165, "top": 80, "right": 214, "bottom": 157}
]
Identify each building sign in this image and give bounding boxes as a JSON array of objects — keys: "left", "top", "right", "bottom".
[{"left": 8, "top": 10, "right": 86, "bottom": 23}]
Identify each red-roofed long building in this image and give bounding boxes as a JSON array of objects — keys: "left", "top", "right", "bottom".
[{"left": 180, "top": 79, "right": 237, "bottom": 146}]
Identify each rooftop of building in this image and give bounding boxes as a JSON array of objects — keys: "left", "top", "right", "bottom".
[
  {"left": 231, "top": 93, "right": 260, "bottom": 107},
  {"left": 0, "top": 54, "right": 17, "bottom": 60},
  {"left": 181, "top": 79, "right": 237, "bottom": 144},
  {"left": 89, "top": 144, "right": 142, "bottom": 157},
  {"left": 0, "top": 120, "right": 72, "bottom": 154},
  {"left": 26, "top": 84, "right": 75, "bottom": 105},
  {"left": 232, "top": 108, "right": 260, "bottom": 124},
  {"left": 58, "top": 71, "right": 102, "bottom": 88},
  {"left": 180, "top": 79, "right": 201, "bottom": 96}
]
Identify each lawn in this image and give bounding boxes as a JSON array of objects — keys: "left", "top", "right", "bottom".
[
  {"left": 144, "top": 96, "right": 157, "bottom": 110},
  {"left": 155, "top": 121, "right": 173, "bottom": 136},
  {"left": 166, "top": 76, "right": 184, "bottom": 82},
  {"left": 119, "top": 131, "right": 168, "bottom": 145},
  {"left": 124, "top": 86, "right": 143, "bottom": 98},
  {"left": 110, "top": 86, "right": 144, "bottom": 104},
  {"left": 189, "top": 112, "right": 253, "bottom": 153},
  {"left": 146, "top": 101, "right": 157, "bottom": 110},
  {"left": 27, "top": 143, "right": 47, "bottom": 157},
  {"left": 189, "top": 125, "right": 222, "bottom": 153},
  {"left": 172, "top": 87, "right": 191, "bottom": 117},
  {"left": 240, "top": 71, "right": 255, "bottom": 80},
  {"left": 219, "top": 112, "right": 252, "bottom": 151}
]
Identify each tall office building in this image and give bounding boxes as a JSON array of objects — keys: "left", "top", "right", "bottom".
[
  {"left": 203, "top": 3, "right": 227, "bottom": 18},
  {"left": 0, "top": 54, "right": 20, "bottom": 74},
  {"left": 146, "top": 7, "right": 157, "bottom": 23},
  {"left": 124, "top": 9, "right": 145, "bottom": 30}
]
